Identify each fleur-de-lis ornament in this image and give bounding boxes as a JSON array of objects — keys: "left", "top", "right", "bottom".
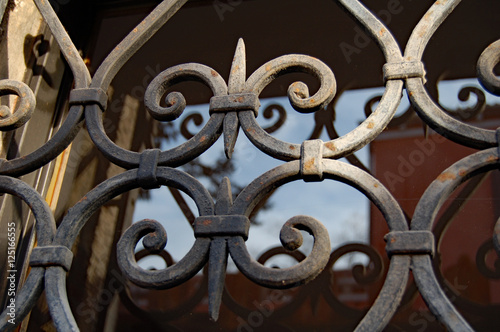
[
  {"left": 120, "top": 39, "right": 336, "bottom": 320},
  {"left": 144, "top": 38, "right": 336, "bottom": 161}
]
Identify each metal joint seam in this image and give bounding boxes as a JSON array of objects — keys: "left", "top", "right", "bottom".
[
  {"left": 209, "top": 93, "right": 260, "bottom": 116},
  {"left": 69, "top": 88, "right": 108, "bottom": 111},
  {"left": 194, "top": 215, "right": 250, "bottom": 240},
  {"left": 300, "top": 139, "right": 324, "bottom": 182},
  {"left": 137, "top": 149, "right": 161, "bottom": 190},
  {"left": 384, "top": 230, "right": 435, "bottom": 257},
  {"left": 383, "top": 61, "right": 426, "bottom": 83},
  {"left": 29, "top": 245, "right": 73, "bottom": 271}
]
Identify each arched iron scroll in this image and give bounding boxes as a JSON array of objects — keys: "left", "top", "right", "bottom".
[
  {"left": 411, "top": 148, "right": 500, "bottom": 332},
  {"left": 0, "top": 80, "right": 36, "bottom": 131},
  {"left": 2, "top": 0, "right": 500, "bottom": 331},
  {"left": 0, "top": 177, "right": 57, "bottom": 332}
]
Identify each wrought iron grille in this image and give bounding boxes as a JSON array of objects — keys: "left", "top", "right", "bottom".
[{"left": 0, "top": 0, "right": 499, "bottom": 331}]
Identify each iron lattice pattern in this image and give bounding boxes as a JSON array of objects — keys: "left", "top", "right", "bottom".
[{"left": 0, "top": 0, "right": 499, "bottom": 331}]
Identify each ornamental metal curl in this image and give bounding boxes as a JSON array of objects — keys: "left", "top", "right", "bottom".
[
  {"left": 0, "top": 0, "right": 91, "bottom": 177},
  {"left": 220, "top": 243, "right": 385, "bottom": 321},
  {"left": 0, "top": 80, "right": 36, "bottom": 131},
  {"left": 118, "top": 249, "right": 208, "bottom": 322},
  {"left": 477, "top": 39, "right": 500, "bottom": 97}
]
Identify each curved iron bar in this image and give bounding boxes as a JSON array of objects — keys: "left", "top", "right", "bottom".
[
  {"left": 477, "top": 39, "right": 500, "bottom": 97},
  {"left": 221, "top": 247, "right": 309, "bottom": 320},
  {"left": 118, "top": 249, "right": 208, "bottom": 322},
  {"left": 336, "top": 0, "right": 403, "bottom": 63},
  {"left": 423, "top": 74, "right": 487, "bottom": 123},
  {"left": 411, "top": 148, "right": 500, "bottom": 331},
  {"left": 0, "top": 0, "right": 92, "bottom": 176},
  {"left": 33, "top": 0, "right": 91, "bottom": 88},
  {"left": 90, "top": 0, "right": 187, "bottom": 92},
  {"left": 320, "top": 243, "right": 385, "bottom": 319},
  {"left": 86, "top": 67, "right": 225, "bottom": 168},
  {"left": 44, "top": 167, "right": 213, "bottom": 331},
  {"left": 404, "top": 0, "right": 497, "bottom": 149},
  {"left": 306, "top": 89, "right": 371, "bottom": 173},
  {"left": 364, "top": 83, "right": 487, "bottom": 131},
  {"left": 178, "top": 103, "right": 286, "bottom": 140},
  {"left": 363, "top": 75, "right": 488, "bottom": 133},
  {"left": 364, "top": 95, "right": 415, "bottom": 129},
  {"left": 228, "top": 215, "right": 331, "bottom": 289},
  {"left": 443, "top": 86, "right": 486, "bottom": 121},
  {"left": 230, "top": 158, "right": 409, "bottom": 332},
  {"left": 261, "top": 103, "right": 287, "bottom": 134},
  {"left": 0, "top": 80, "right": 36, "bottom": 131},
  {"left": 475, "top": 239, "right": 500, "bottom": 279},
  {"left": 219, "top": 227, "right": 387, "bottom": 323},
  {"left": 84, "top": 0, "right": 190, "bottom": 169},
  {"left": 118, "top": 219, "right": 211, "bottom": 289},
  {"left": 240, "top": 0, "right": 405, "bottom": 162},
  {"left": 426, "top": 169, "right": 500, "bottom": 323},
  {"left": 144, "top": 64, "right": 228, "bottom": 121},
  {"left": 0, "top": 177, "right": 56, "bottom": 332},
  {"left": 244, "top": 55, "right": 336, "bottom": 114},
  {"left": 86, "top": 37, "right": 337, "bottom": 166},
  {"left": 324, "top": 105, "right": 371, "bottom": 173},
  {"left": 233, "top": 243, "right": 385, "bottom": 322},
  {"left": 180, "top": 112, "right": 205, "bottom": 139}
]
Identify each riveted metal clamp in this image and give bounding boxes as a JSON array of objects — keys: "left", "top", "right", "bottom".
[
  {"left": 30, "top": 245, "right": 74, "bottom": 271},
  {"left": 194, "top": 215, "right": 250, "bottom": 240},
  {"left": 383, "top": 61, "right": 426, "bottom": 83},
  {"left": 301, "top": 139, "right": 324, "bottom": 182},
  {"left": 385, "top": 231, "right": 435, "bottom": 257},
  {"left": 137, "top": 149, "right": 161, "bottom": 189},
  {"left": 209, "top": 93, "right": 260, "bottom": 116},
  {"left": 69, "top": 88, "right": 108, "bottom": 111}
]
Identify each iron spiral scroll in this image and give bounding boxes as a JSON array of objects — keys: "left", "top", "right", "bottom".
[{"left": 0, "top": 0, "right": 499, "bottom": 331}]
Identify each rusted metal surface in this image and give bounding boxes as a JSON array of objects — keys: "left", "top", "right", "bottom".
[
  {"left": 0, "top": 0, "right": 499, "bottom": 331},
  {"left": 0, "top": 80, "right": 36, "bottom": 131}
]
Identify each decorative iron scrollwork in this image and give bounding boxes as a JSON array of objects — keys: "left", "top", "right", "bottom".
[
  {"left": 404, "top": 0, "right": 497, "bottom": 150},
  {"left": 477, "top": 39, "right": 500, "bottom": 97},
  {"left": 0, "top": 176, "right": 56, "bottom": 332},
  {"left": 0, "top": 80, "right": 36, "bottom": 131},
  {"left": 412, "top": 147, "right": 500, "bottom": 331},
  {"left": 2, "top": 0, "right": 499, "bottom": 331}
]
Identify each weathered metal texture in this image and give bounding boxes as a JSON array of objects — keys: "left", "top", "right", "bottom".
[
  {"left": 0, "top": 0, "right": 90, "bottom": 177},
  {"left": 0, "top": 80, "right": 36, "bottom": 131},
  {"left": 0, "top": 177, "right": 56, "bottom": 332},
  {"left": 411, "top": 148, "right": 500, "bottom": 331},
  {"left": 404, "top": 0, "right": 497, "bottom": 149},
  {"left": 477, "top": 39, "right": 500, "bottom": 97},
  {"left": 0, "top": 0, "right": 499, "bottom": 331},
  {"left": 227, "top": 159, "right": 410, "bottom": 331}
]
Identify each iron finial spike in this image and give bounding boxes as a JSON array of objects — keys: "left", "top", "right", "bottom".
[
  {"left": 207, "top": 238, "right": 228, "bottom": 321},
  {"left": 224, "top": 39, "right": 246, "bottom": 158},
  {"left": 228, "top": 38, "right": 246, "bottom": 94},
  {"left": 223, "top": 113, "right": 239, "bottom": 159}
]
